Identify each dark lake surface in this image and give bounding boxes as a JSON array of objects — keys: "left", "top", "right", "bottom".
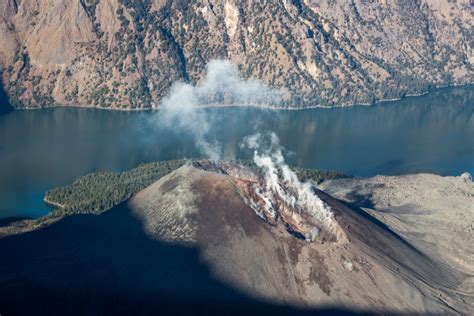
[{"left": 1, "top": 85, "right": 473, "bottom": 218}]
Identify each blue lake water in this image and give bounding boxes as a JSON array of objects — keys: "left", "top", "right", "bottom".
[{"left": 0, "top": 85, "right": 473, "bottom": 218}]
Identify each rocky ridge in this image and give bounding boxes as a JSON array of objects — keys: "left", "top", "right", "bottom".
[{"left": 0, "top": 0, "right": 472, "bottom": 109}]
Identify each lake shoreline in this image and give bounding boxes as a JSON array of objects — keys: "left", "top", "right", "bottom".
[
  {"left": 11, "top": 82, "right": 474, "bottom": 113},
  {"left": 1, "top": 84, "right": 473, "bottom": 220},
  {"left": 43, "top": 196, "right": 66, "bottom": 209}
]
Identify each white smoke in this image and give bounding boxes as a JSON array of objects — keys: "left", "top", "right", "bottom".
[
  {"left": 241, "top": 132, "right": 336, "bottom": 240},
  {"left": 156, "top": 60, "right": 281, "bottom": 160}
]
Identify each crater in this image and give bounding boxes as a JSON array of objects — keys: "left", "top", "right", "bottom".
[{"left": 192, "top": 160, "right": 345, "bottom": 243}]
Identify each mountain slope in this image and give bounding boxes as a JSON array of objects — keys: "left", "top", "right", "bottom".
[
  {"left": 126, "top": 164, "right": 469, "bottom": 313},
  {"left": 0, "top": 0, "right": 473, "bottom": 109},
  {"left": 0, "top": 163, "right": 472, "bottom": 314}
]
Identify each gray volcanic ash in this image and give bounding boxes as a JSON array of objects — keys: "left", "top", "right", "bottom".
[
  {"left": 1, "top": 159, "right": 471, "bottom": 314},
  {"left": 127, "top": 161, "right": 469, "bottom": 313}
]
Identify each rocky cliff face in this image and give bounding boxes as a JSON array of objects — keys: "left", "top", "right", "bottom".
[{"left": 1, "top": 0, "right": 472, "bottom": 109}]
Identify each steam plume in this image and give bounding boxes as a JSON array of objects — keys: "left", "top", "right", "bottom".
[
  {"left": 156, "top": 60, "right": 281, "bottom": 160},
  {"left": 241, "top": 132, "right": 336, "bottom": 240}
]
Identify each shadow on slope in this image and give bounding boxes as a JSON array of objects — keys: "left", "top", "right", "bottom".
[
  {"left": 0, "top": 203, "right": 365, "bottom": 316},
  {"left": 0, "top": 216, "right": 30, "bottom": 227},
  {"left": 0, "top": 71, "right": 13, "bottom": 116},
  {"left": 317, "top": 189, "right": 461, "bottom": 293}
]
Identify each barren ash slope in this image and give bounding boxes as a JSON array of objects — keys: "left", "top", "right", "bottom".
[
  {"left": 127, "top": 162, "right": 473, "bottom": 314},
  {"left": 0, "top": 160, "right": 473, "bottom": 314},
  {"left": 320, "top": 173, "right": 474, "bottom": 299}
]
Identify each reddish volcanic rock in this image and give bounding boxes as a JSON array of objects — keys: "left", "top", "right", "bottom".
[{"left": 192, "top": 160, "right": 344, "bottom": 243}]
